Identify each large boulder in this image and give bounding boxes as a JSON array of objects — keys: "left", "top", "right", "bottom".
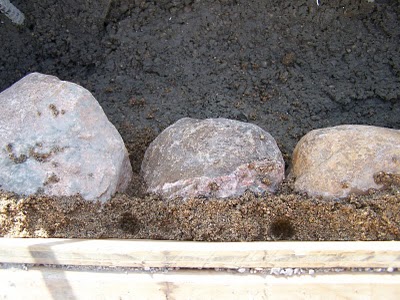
[
  {"left": 0, "top": 73, "right": 132, "bottom": 202},
  {"left": 292, "top": 125, "right": 400, "bottom": 199},
  {"left": 141, "top": 118, "right": 285, "bottom": 200}
]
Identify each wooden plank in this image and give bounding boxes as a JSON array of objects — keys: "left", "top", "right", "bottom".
[
  {"left": 0, "top": 238, "right": 399, "bottom": 268},
  {"left": 0, "top": 267, "right": 399, "bottom": 300}
]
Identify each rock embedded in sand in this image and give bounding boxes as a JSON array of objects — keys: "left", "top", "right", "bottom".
[
  {"left": 141, "top": 118, "right": 285, "bottom": 200},
  {"left": 291, "top": 125, "right": 400, "bottom": 199},
  {"left": 0, "top": 72, "right": 132, "bottom": 202}
]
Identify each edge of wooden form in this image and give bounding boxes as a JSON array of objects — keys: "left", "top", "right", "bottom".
[
  {"left": 1, "top": 267, "right": 400, "bottom": 300},
  {"left": 0, "top": 238, "right": 399, "bottom": 268},
  {"left": 1, "top": 238, "right": 400, "bottom": 299}
]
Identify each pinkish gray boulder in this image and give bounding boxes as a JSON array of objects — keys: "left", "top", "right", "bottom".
[
  {"left": 0, "top": 73, "right": 132, "bottom": 202},
  {"left": 141, "top": 118, "right": 285, "bottom": 200},
  {"left": 291, "top": 125, "right": 400, "bottom": 199}
]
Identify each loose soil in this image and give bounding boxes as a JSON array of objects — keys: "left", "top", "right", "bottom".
[{"left": 0, "top": 0, "right": 399, "bottom": 241}]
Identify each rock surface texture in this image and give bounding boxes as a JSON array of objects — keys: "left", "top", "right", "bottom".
[
  {"left": 292, "top": 125, "right": 400, "bottom": 199},
  {"left": 141, "top": 118, "right": 285, "bottom": 200},
  {"left": 0, "top": 73, "right": 132, "bottom": 202}
]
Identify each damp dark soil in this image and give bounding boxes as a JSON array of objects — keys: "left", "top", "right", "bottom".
[{"left": 0, "top": 0, "right": 399, "bottom": 241}]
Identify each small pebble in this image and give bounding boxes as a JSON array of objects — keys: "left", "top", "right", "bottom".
[
  {"left": 270, "top": 267, "right": 281, "bottom": 275},
  {"left": 237, "top": 268, "right": 246, "bottom": 273},
  {"left": 308, "top": 269, "right": 315, "bottom": 275},
  {"left": 335, "top": 268, "right": 344, "bottom": 272},
  {"left": 387, "top": 267, "right": 394, "bottom": 273},
  {"left": 285, "top": 268, "right": 294, "bottom": 276}
]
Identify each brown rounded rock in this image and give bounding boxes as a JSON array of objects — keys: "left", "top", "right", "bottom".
[
  {"left": 141, "top": 118, "right": 285, "bottom": 200},
  {"left": 292, "top": 125, "right": 400, "bottom": 199}
]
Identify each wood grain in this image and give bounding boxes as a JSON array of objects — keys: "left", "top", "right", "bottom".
[
  {"left": 1, "top": 238, "right": 399, "bottom": 268},
  {"left": 1, "top": 267, "right": 399, "bottom": 300}
]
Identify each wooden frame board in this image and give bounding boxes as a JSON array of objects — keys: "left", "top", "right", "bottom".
[
  {"left": 0, "top": 238, "right": 399, "bottom": 268},
  {"left": 1, "top": 238, "right": 400, "bottom": 299},
  {"left": 1, "top": 267, "right": 399, "bottom": 299}
]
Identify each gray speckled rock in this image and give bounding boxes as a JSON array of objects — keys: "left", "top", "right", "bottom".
[
  {"left": 0, "top": 73, "right": 132, "bottom": 202},
  {"left": 292, "top": 125, "right": 400, "bottom": 199},
  {"left": 141, "top": 118, "right": 285, "bottom": 200}
]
